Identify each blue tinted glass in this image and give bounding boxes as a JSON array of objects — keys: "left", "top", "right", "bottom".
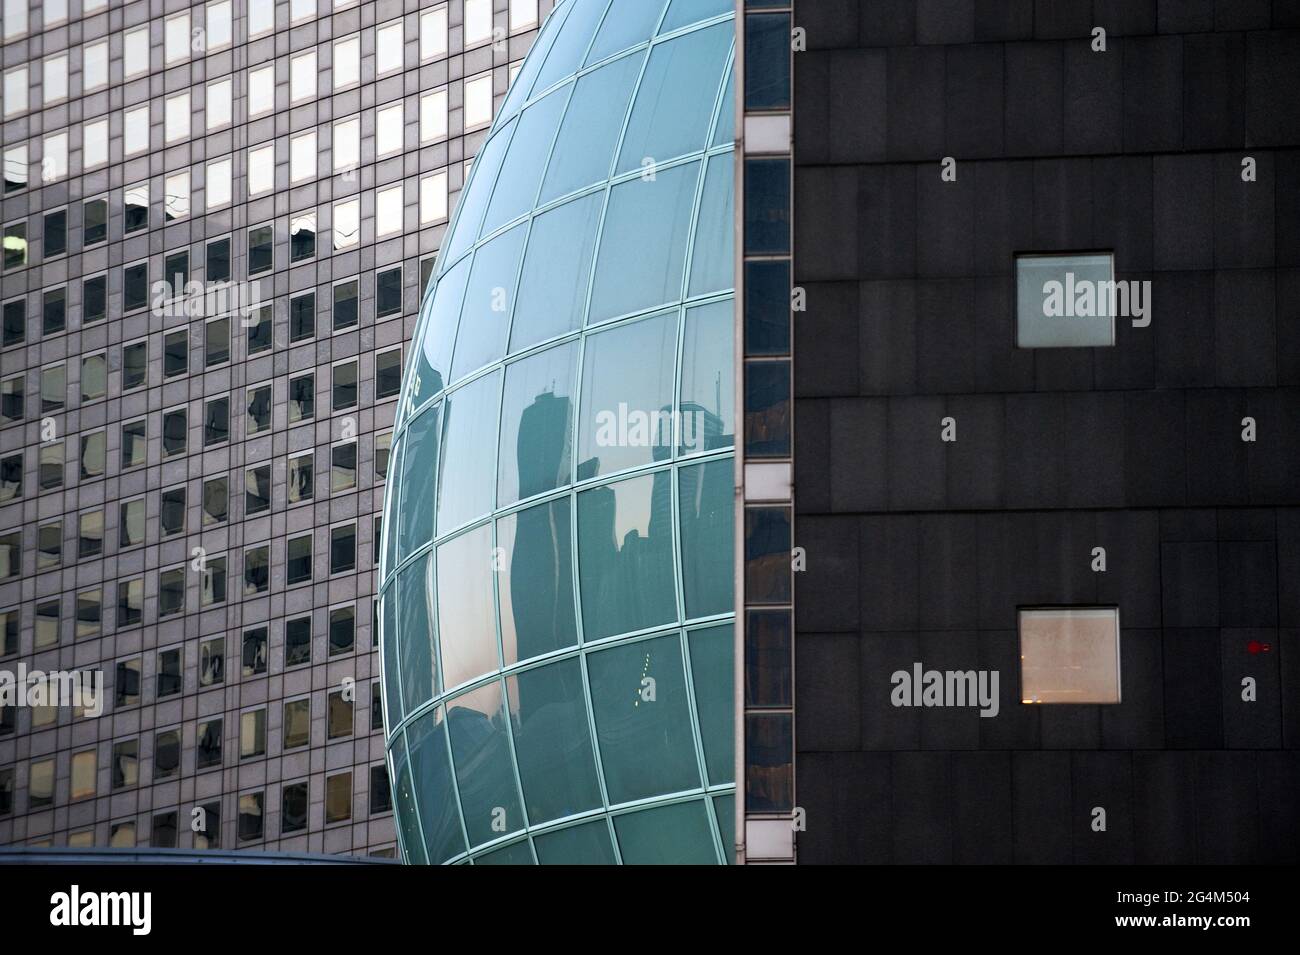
[
  {"left": 688, "top": 155, "right": 734, "bottom": 297},
  {"left": 584, "top": 0, "right": 666, "bottom": 65},
  {"left": 743, "top": 157, "right": 790, "bottom": 254},
  {"left": 475, "top": 840, "right": 535, "bottom": 864},
  {"left": 436, "top": 372, "right": 500, "bottom": 532},
  {"left": 482, "top": 88, "right": 570, "bottom": 237},
  {"left": 507, "top": 658, "right": 602, "bottom": 823},
  {"left": 498, "top": 342, "right": 577, "bottom": 504},
  {"left": 614, "top": 799, "right": 717, "bottom": 863},
  {"left": 711, "top": 64, "right": 735, "bottom": 145},
  {"left": 533, "top": 0, "right": 609, "bottom": 93},
  {"left": 539, "top": 51, "right": 644, "bottom": 205},
  {"left": 588, "top": 633, "right": 700, "bottom": 802},
  {"left": 398, "top": 401, "right": 441, "bottom": 560},
  {"left": 679, "top": 300, "right": 735, "bottom": 453},
  {"left": 688, "top": 623, "right": 733, "bottom": 784},
  {"left": 398, "top": 555, "right": 437, "bottom": 709},
  {"left": 436, "top": 524, "right": 499, "bottom": 689},
  {"left": 442, "top": 121, "right": 514, "bottom": 266},
  {"left": 407, "top": 707, "right": 465, "bottom": 863},
  {"left": 450, "top": 226, "right": 527, "bottom": 384},
  {"left": 577, "top": 472, "right": 677, "bottom": 640},
  {"left": 662, "top": 0, "right": 732, "bottom": 32},
  {"left": 743, "top": 259, "right": 789, "bottom": 355},
  {"left": 446, "top": 681, "right": 524, "bottom": 846},
  {"left": 390, "top": 740, "right": 427, "bottom": 863},
  {"left": 498, "top": 500, "right": 578, "bottom": 662},
  {"left": 533, "top": 819, "right": 617, "bottom": 863},
  {"left": 589, "top": 162, "right": 699, "bottom": 323},
  {"left": 577, "top": 312, "right": 676, "bottom": 478},
  {"left": 744, "top": 359, "right": 790, "bottom": 456},
  {"left": 413, "top": 258, "right": 470, "bottom": 405},
  {"left": 510, "top": 192, "right": 603, "bottom": 350},
  {"left": 616, "top": 23, "right": 732, "bottom": 173},
  {"left": 744, "top": 12, "right": 790, "bottom": 110},
  {"left": 498, "top": 0, "right": 573, "bottom": 122},
  {"left": 382, "top": 437, "right": 405, "bottom": 577},
  {"left": 678, "top": 460, "right": 734, "bottom": 618}
]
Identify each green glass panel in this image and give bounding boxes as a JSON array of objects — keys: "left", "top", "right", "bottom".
[
  {"left": 436, "top": 524, "right": 499, "bottom": 689},
  {"left": 540, "top": 51, "right": 643, "bottom": 204},
  {"left": 577, "top": 471, "right": 677, "bottom": 640},
  {"left": 616, "top": 23, "right": 731, "bottom": 172},
  {"left": 390, "top": 740, "right": 427, "bottom": 864},
  {"left": 436, "top": 372, "right": 499, "bottom": 533},
  {"left": 497, "top": 341, "right": 577, "bottom": 505},
  {"left": 587, "top": 633, "right": 699, "bottom": 803},
  {"left": 474, "top": 839, "right": 535, "bottom": 864},
  {"left": 688, "top": 623, "right": 733, "bottom": 785},
  {"left": 482, "top": 88, "right": 569, "bottom": 238},
  {"left": 533, "top": 819, "right": 617, "bottom": 864},
  {"left": 588, "top": 162, "right": 699, "bottom": 323},
  {"left": 398, "top": 555, "right": 437, "bottom": 710},
  {"left": 510, "top": 192, "right": 602, "bottom": 351},
  {"left": 584, "top": 0, "right": 664, "bottom": 65},
  {"left": 678, "top": 300, "right": 735, "bottom": 454},
  {"left": 506, "top": 658, "right": 601, "bottom": 823},
  {"left": 449, "top": 227, "right": 526, "bottom": 383},
  {"left": 446, "top": 681, "right": 524, "bottom": 847},
  {"left": 497, "top": 499, "right": 577, "bottom": 664},
  {"left": 711, "top": 792, "right": 735, "bottom": 864},
  {"left": 397, "top": 401, "right": 441, "bottom": 560},
  {"left": 406, "top": 708, "right": 465, "bottom": 863},
  {"left": 577, "top": 312, "right": 676, "bottom": 479},
  {"left": 687, "top": 155, "right": 733, "bottom": 297},
  {"left": 614, "top": 799, "right": 717, "bottom": 864},
  {"left": 678, "top": 459, "right": 733, "bottom": 618}
]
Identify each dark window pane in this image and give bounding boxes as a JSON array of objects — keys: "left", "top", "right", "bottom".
[
  {"left": 43, "top": 210, "right": 67, "bottom": 257},
  {"left": 151, "top": 810, "right": 178, "bottom": 847},
  {"left": 288, "top": 374, "right": 314, "bottom": 422},
  {"left": 375, "top": 268, "right": 401, "bottom": 317},
  {"left": 745, "top": 609, "right": 791, "bottom": 708},
  {"left": 744, "top": 359, "right": 790, "bottom": 456},
  {"left": 285, "top": 617, "right": 311, "bottom": 667},
  {"left": 369, "top": 765, "right": 391, "bottom": 814},
  {"left": 123, "top": 341, "right": 147, "bottom": 389},
  {"left": 282, "top": 782, "right": 308, "bottom": 833},
  {"left": 160, "top": 487, "right": 186, "bottom": 536},
  {"left": 162, "top": 409, "right": 186, "bottom": 456},
  {"left": 196, "top": 719, "right": 222, "bottom": 769},
  {"left": 163, "top": 250, "right": 189, "bottom": 297},
  {"left": 154, "top": 731, "right": 180, "bottom": 781},
  {"left": 157, "top": 648, "right": 182, "bottom": 697},
  {"left": 204, "top": 397, "right": 229, "bottom": 445},
  {"left": 124, "top": 188, "right": 148, "bottom": 233},
  {"left": 206, "top": 238, "right": 231, "bottom": 282},
  {"left": 203, "top": 477, "right": 228, "bottom": 524},
  {"left": 118, "top": 580, "right": 144, "bottom": 628},
  {"left": 42, "top": 287, "right": 65, "bottom": 334},
  {"left": 123, "top": 263, "right": 149, "bottom": 311},
  {"left": 83, "top": 199, "right": 108, "bottom": 245},
  {"left": 743, "top": 158, "right": 790, "bottom": 255},
  {"left": 243, "top": 546, "right": 269, "bottom": 595},
  {"left": 744, "top": 259, "right": 790, "bottom": 355},
  {"left": 246, "top": 385, "right": 271, "bottom": 433},
  {"left": 328, "top": 607, "right": 354, "bottom": 655},
  {"left": 744, "top": 12, "right": 791, "bottom": 110},
  {"left": 745, "top": 711, "right": 793, "bottom": 812},
  {"left": 333, "top": 280, "right": 358, "bottom": 331},
  {"left": 330, "top": 524, "right": 356, "bottom": 574},
  {"left": 678, "top": 459, "right": 734, "bottom": 617},
  {"left": 290, "top": 293, "right": 315, "bottom": 342},
  {"left": 238, "top": 792, "right": 264, "bottom": 841},
  {"left": 206, "top": 317, "right": 230, "bottom": 366},
  {"left": 290, "top": 214, "right": 316, "bottom": 262},
  {"left": 332, "top": 361, "right": 357, "bottom": 410},
  {"left": 376, "top": 350, "right": 402, "bottom": 399},
  {"left": 744, "top": 506, "right": 791, "bottom": 604},
  {"left": 164, "top": 329, "right": 188, "bottom": 377},
  {"left": 248, "top": 305, "right": 272, "bottom": 354},
  {"left": 82, "top": 275, "right": 107, "bottom": 324},
  {"left": 245, "top": 465, "right": 270, "bottom": 514},
  {"left": 287, "top": 535, "right": 312, "bottom": 584},
  {"left": 248, "top": 225, "right": 273, "bottom": 275},
  {"left": 2, "top": 300, "right": 23, "bottom": 345},
  {"left": 242, "top": 627, "right": 268, "bottom": 676},
  {"left": 2, "top": 222, "right": 25, "bottom": 269}
]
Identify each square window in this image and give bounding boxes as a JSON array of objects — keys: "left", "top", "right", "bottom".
[
  {"left": 285, "top": 616, "right": 312, "bottom": 667},
  {"left": 203, "top": 476, "right": 229, "bottom": 525},
  {"left": 1015, "top": 253, "right": 1118, "bottom": 348},
  {"left": 206, "top": 317, "right": 231, "bottom": 367},
  {"left": 1018, "top": 607, "right": 1121, "bottom": 704}
]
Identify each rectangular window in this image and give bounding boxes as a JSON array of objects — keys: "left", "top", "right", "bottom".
[
  {"left": 420, "top": 88, "right": 448, "bottom": 143},
  {"left": 376, "top": 20, "right": 403, "bottom": 75},
  {"left": 162, "top": 407, "right": 187, "bottom": 457},
  {"left": 2, "top": 145, "right": 26, "bottom": 194},
  {"left": 375, "top": 431, "right": 392, "bottom": 479},
  {"left": 288, "top": 451, "right": 314, "bottom": 503},
  {"left": 238, "top": 792, "right": 264, "bottom": 842},
  {"left": 196, "top": 719, "right": 222, "bottom": 769},
  {"left": 37, "top": 521, "right": 61, "bottom": 569},
  {"left": 284, "top": 698, "right": 310, "bottom": 749},
  {"left": 154, "top": 731, "right": 181, "bottom": 781},
  {"left": 290, "top": 130, "right": 317, "bottom": 183},
  {"left": 115, "top": 659, "right": 141, "bottom": 707},
  {"left": 43, "top": 210, "right": 66, "bottom": 257},
  {"left": 375, "top": 267, "right": 402, "bottom": 318},
  {"left": 333, "top": 361, "right": 358, "bottom": 410},
  {"left": 290, "top": 292, "right": 315, "bottom": 342},
  {"left": 40, "top": 363, "right": 65, "bottom": 411},
  {"left": 206, "top": 0, "right": 233, "bottom": 51},
  {"left": 420, "top": 7, "right": 448, "bottom": 60},
  {"left": 240, "top": 709, "right": 265, "bottom": 759},
  {"left": 331, "top": 441, "right": 357, "bottom": 492},
  {"left": 242, "top": 627, "right": 268, "bottom": 676},
  {"left": 0, "top": 452, "right": 20, "bottom": 503},
  {"left": 79, "top": 432, "right": 105, "bottom": 480},
  {"left": 289, "top": 373, "right": 315, "bottom": 422},
  {"left": 124, "top": 105, "right": 149, "bottom": 156},
  {"left": 159, "top": 568, "right": 185, "bottom": 617},
  {"left": 334, "top": 198, "right": 360, "bottom": 249},
  {"left": 165, "top": 12, "right": 191, "bottom": 65},
  {"left": 282, "top": 781, "right": 309, "bottom": 833},
  {"left": 248, "top": 143, "right": 274, "bottom": 195},
  {"left": 376, "top": 184, "right": 404, "bottom": 238},
  {"left": 42, "top": 288, "right": 65, "bottom": 335},
  {"left": 118, "top": 578, "right": 144, "bottom": 627},
  {"left": 332, "top": 280, "right": 358, "bottom": 331},
  {"left": 2, "top": 300, "right": 23, "bottom": 345},
  {"left": 420, "top": 171, "right": 448, "bottom": 225},
  {"left": 329, "top": 606, "right": 355, "bottom": 655},
  {"left": 287, "top": 534, "right": 313, "bottom": 585},
  {"left": 1019, "top": 607, "right": 1122, "bottom": 704},
  {"left": 122, "top": 340, "right": 147, "bottom": 390},
  {"left": 81, "top": 354, "right": 107, "bottom": 402},
  {"left": 26, "top": 761, "right": 50, "bottom": 808},
  {"left": 370, "top": 764, "right": 392, "bottom": 814},
  {"left": 164, "top": 172, "right": 190, "bottom": 220},
  {"left": 248, "top": 304, "right": 273, "bottom": 355},
  {"left": 123, "top": 262, "right": 149, "bottom": 312},
  {"left": 376, "top": 102, "right": 404, "bottom": 157},
  {"left": 464, "top": 0, "right": 492, "bottom": 48},
  {"left": 245, "top": 464, "right": 271, "bottom": 515},
  {"left": 0, "top": 376, "right": 22, "bottom": 424},
  {"left": 206, "top": 316, "right": 231, "bottom": 366},
  {"left": 124, "top": 185, "right": 149, "bottom": 234},
  {"left": 195, "top": 801, "right": 221, "bottom": 848},
  {"left": 290, "top": 212, "right": 316, "bottom": 263},
  {"left": 330, "top": 524, "right": 356, "bottom": 574},
  {"left": 246, "top": 384, "right": 272, "bottom": 434},
  {"left": 249, "top": 0, "right": 275, "bottom": 36},
  {"left": 207, "top": 157, "right": 232, "bottom": 209},
  {"left": 203, "top": 476, "right": 228, "bottom": 525},
  {"left": 121, "top": 419, "right": 147, "bottom": 469},
  {"left": 327, "top": 689, "right": 352, "bottom": 738},
  {"left": 83, "top": 120, "right": 108, "bottom": 169},
  {"left": 43, "top": 133, "right": 68, "bottom": 182},
  {"left": 165, "top": 92, "right": 191, "bottom": 143},
  {"left": 207, "top": 77, "right": 233, "bottom": 129},
  {"left": 111, "top": 741, "right": 138, "bottom": 790},
  {"left": 204, "top": 396, "right": 229, "bottom": 445},
  {"left": 207, "top": 238, "right": 231, "bottom": 283},
  {"left": 1014, "top": 252, "right": 1118, "bottom": 349},
  {"left": 291, "top": 50, "right": 316, "bottom": 102},
  {"left": 2, "top": 221, "right": 26, "bottom": 270},
  {"left": 285, "top": 616, "right": 312, "bottom": 667},
  {"left": 333, "top": 117, "right": 360, "bottom": 173},
  {"left": 164, "top": 329, "right": 189, "bottom": 377},
  {"left": 152, "top": 811, "right": 179, "bottom": 847},
  {"left": 333, "top": 36, "right": 360, "bottom": 89},
  {"left": 248, "top": 224, "right": 273, "bottom": 275},
  {"left": 200, "top": 637, "right": 225, "bottom": 686},
  {"left": 78, "top": 511, "right": 104, "bottom": 558},
  {"left": 325, "top": 772, "right": 352, "bottom": 824},
  {"left": 376, "top": 349, "right": 402, "bottom": 399},
  {"left": 200, "top": 556, "right": 227, "bottom": 606},
  {"left": 160, "top": 487, "right": 186, "bottom": 537},
  {"left": 158, "top": 648, "right": 182, "bottom": 698},
  {"left": 83, "top": 275, "right": 107, "bottom": 324},
  {"left": 71, "top": 751, "right": 96, "bottom": 801},
  {"left": 243, "top": 545, "right": 269, "bottom": 596},
  {"left": 464, "top": 72, "right": 493, "bottom": 131},
  {"left": 119, "top": 498, "right": 146, "bottom": 548}
]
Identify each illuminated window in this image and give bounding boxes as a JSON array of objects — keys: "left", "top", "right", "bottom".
[
  {"left": 1015, "top": 253, "right": 1117, "bottom": 349},
  {"left": 464, "top": 72, "right": 493, "bottom": 130},
  {"left": 1018, "top": 607, "right": 1121, "bottom": 704}
]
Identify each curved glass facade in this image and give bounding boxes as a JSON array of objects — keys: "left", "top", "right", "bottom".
[{"left": 378, "top": 0, "right": 736, "bottom": 864}]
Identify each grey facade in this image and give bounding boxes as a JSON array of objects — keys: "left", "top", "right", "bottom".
[
  {"left": 1, "top": 0, "right": 551, "bottom": 856},
  {"left": 790, "top": 0, "right": 1300, "bottom": 863}
]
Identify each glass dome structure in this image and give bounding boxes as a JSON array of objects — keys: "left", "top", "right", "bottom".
[{"left": 378, "top": 0, "right": 736, "bottom": 864}]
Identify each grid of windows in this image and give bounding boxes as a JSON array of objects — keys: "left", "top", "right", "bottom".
[{"left": 0, "top": 0, "right": 554, "bottom": 855}]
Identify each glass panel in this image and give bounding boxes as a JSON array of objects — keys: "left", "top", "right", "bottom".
[
  {"left": 585, "top": 0, "right": 663, "bottom": 65},
  {"left": 532, "top": 819, "right": 617, "bottom": 864},
  {"left": 406, "top": 708, "right": 466, "bottom": 863},
  {"left": 617, "top": 23, "right": 731, "bottom": 173},
  {"left": 743, "top": 260, "right": 789, "bottom": 355},
  {"left": 441, "top": 121, "right": 513, "bottom": 266},
  {"left": 390, "top": 739, "right": 427, "bottom": 864},
  {"left": 510, "top": 192, "right": 602, "bottom": 351},
  {"left": 498, "top": 0, "right": 572, "bottom": 120},
  {"left": 381, "top": 590, "right": 403, "bottom": 725},
  {"left": 397, "top": 401, "right": 441, "bottom": 560},
  {"left": 711, "top": 64, "right": 735, "bottom": 145},
  {"left": 679, "top": 300, "right": 735, "bottom": 454},
  {"left": 531, "top": 0, "right": 607, "bottom": 94},
  {"left": 688, "top": 623, "right": 732, "bottom": 784},
  {"left": 589, "top": 161, "right": 698, "bottom": 322},
  {"left": 577, "top": 471, "right": 677, "bottom": 639},
  {"left": 436, "top": 524, "right": 498, "bottom": 689},
  {"left": 614, "top": 799, "right": 716, "bottom": 863},
  {"left": 436, "top": 372, "right": 499, "bottom": 533},
  {"left": 678, "top": 459, "right": 733, "bottom": 617},
  {"left": 745, "top": 711, "right": 792, "bottom": 812},
  {"left": 577, "top": 312, "right": 675, "bottom": 478},
  {"left": 505, "top": 658, "right": 600, "bottom": 823},
  {"left": 496, "top": 499, "right": 577, "bottom": 665},
  {"left": 744, "top": 12, "right": 790, "bottom": 110},
  {"left": 712, "top": 792, "right": 734, "bottom": 863},
  {"left": 449, "top": 228, "right": 526, "bottom": 383},
  {"left": 1018, "top": 607, "right": 1122, "bottom": 703},
  {"left": 412, "top": 259, "right": 469, "bottom": 406},
  {"left": 481, "top": 89, "right": 568, "bottom": 237},
  {"left": 1014, "top": 253, "right": 1117, "bottom": 348},
  {"left": 744, "top": 506, "right": 790, "bottom": 604},
  {"left": 446, "top": 681, "right": 523, "bottom": 846},
  {"left": 743, "top": 158, "right": 789, "bottom": 255},
  {"left": 398, "top": 555, "right": 437, "bottom": 710},
  {"left": 662, "top": 0, "right": 732, "bottom": 32},
  {"left": 587, "top": 633, "right": 698, "bottom": 802},
  {"left": 538, "top": 51, "right": 643, "bottom": 204},
  {"left": 745, "top": 609, "right": 791, "bottom": 707},
  {"left": 687, "top": 155, "right": 733, "bottom": 296},
  {"left": 498, "top": 342, "right": 576, "bottom": 505},
  {"left": 744, "top": 360, "right": 790, "bottom": 456}
]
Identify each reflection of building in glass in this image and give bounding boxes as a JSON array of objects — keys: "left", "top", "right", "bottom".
[{"left": 380, "top": 0, "right": 738, "bottom": 864}]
